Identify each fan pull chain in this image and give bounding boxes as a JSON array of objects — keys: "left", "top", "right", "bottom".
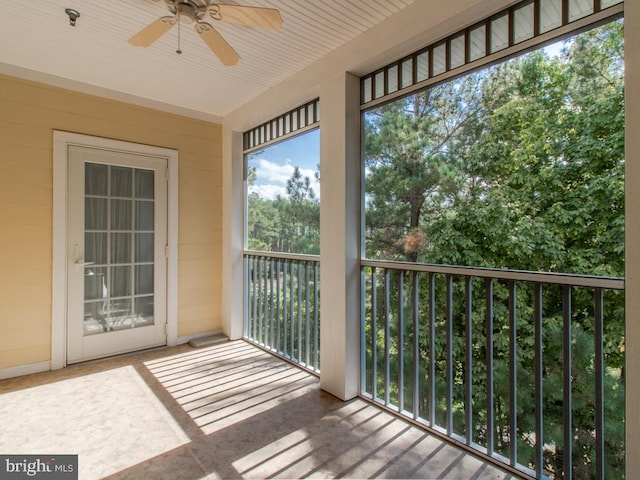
[{"left": 176, "top": 11, "right": 182, "bottom": 55}]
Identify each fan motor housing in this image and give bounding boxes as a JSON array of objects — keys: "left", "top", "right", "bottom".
[{"left": 165, "top": 0, "right": 208, "bottom": 22}]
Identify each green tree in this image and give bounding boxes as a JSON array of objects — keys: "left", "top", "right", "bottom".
[
  {"left": 247, "top": 164, "right": 320, "bottom": 254},
  {"left": 285, "top": 166, "right": 320, "bottom": 254},
  {"left": 363, "top": 19, "right": 624, "bottom": 479}
]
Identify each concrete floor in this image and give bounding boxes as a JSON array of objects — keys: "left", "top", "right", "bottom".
[{"left": 0, "top": 340, "right": 520, "bottom": 479}]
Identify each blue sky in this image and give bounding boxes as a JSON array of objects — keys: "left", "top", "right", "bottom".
[{"left": 248, "top": 128, "right": 320, "bottom": 200}]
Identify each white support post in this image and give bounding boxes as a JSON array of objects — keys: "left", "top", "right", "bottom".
[
  {"left": 319, "top": 72, "right": 361, "bottom": 400},
  {"left": 223, "top": 130, "right": 246, "bottom": 340}
]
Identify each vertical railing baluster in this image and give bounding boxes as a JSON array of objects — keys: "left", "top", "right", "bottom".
[
  {"left": 314, "top": 262, "right": 319, "bottom": 371},
  {"left": 360, "top": 266, "right": 367, "bottom": 394},
  {"left": 276, "top": 258, "right": 281, "bottom": 353},
  {"left": 412, "top": 271, "right": 420, "bottom": 420},
  {"left": 534, "top": 283, "right": 544, "bottom": 478},
  {"left": 263, "top": 257, "right": 268, "bottom": 345},
  {"left": 264, "top": 257, "right": 268, "bottom": 344},
  {"left": 256, "top": 257, "right": 261, "bottom": 344},
  {"left": 428, "top": 272, "right": 436, "bottom": 426},
  {"left": 243, "top": 256, "right": 249, "bottom": 338},
  {"left": 247, "top": 256, "right": 252, "bottom": 339},
  {"left": 508, "top": 280, "right": 517, "bottom": 466},
  {"left": 446, "top": 274, "right": 453, "bottom": 436},
  {"left": 262, "top": 258, "right": 266, "bottom": 345},
  {"left": 290, "top": 260, "right": 295, "bottom": 360},
  {"left": 486, "top": 278, "right": 494, "bottom": 456},
  {"left": 398, "top": 270, "right": 405, "bottom": 413},
  {"left": 306, "top": 262, "right": 311, "bottom": 368},
  {"left": 384, "top": 268, "right": 391, "bottom": 407},
  {"left": 283, "top": 259, "right": 288, "bottom": 357},
  {"left": 563, "top": 285, "right": 573, "bottom": 480},
  {"left": 594, "top": 288, "right": 604, "bottom": 480},
  {"left": 297, "top": 260, "right": 303, "bottom": 363},
  {"left": 265, "top": 257, "right": 269, "bottom": 345},
  {"left": 288, "top": 260, "right": 296, "bottom": 359},
  {"left": 258, "top": 257, "right": 263, "bottom": 344},
  {"left": 465, "top": 276, "right": 473, "bottom": 444},
  {"left": 372, "top": 268, "right": 378, "bottom": 401},
  {"left": 289, "top": 260, "right": 296, "bottom": 360},
  {"left": 270, "top": 258, "right": 275, "bottom": 348},
  {"left": 252, "top": 256, "right": 258, "bottom": 341}
]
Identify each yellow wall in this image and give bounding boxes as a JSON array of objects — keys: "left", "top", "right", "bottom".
[{"left": 0, "top": 73, "right": 222, "bottom": 369}]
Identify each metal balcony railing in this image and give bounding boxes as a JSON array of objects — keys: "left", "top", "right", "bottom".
[
  {"left": 244, "top": 251, "right": 320, "bottom": 374},
  {"left": 360, "top": 259, "right": 625, "bottom": 480}
]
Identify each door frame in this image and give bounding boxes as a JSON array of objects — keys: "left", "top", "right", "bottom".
[{"left": 52, "top": 131, "right": 179, "bottom": 369}]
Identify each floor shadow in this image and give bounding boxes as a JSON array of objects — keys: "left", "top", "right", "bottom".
[{"left": 2, "top": 340, "right": 522, "bottom": 480}]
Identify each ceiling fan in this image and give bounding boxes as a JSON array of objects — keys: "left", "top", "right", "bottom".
[{"left": 128, "top": 0, "right": 283, "bottom": 66}]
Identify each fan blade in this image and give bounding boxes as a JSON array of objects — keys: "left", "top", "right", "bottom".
[
  {"left": 128, "top": 16, "right": 176, "bottom": 47},
  {"left": 208, "top": 4, "right": 283, "bottom": 30},
  {"left": 195, "top": 22, "right": 240, "bottom": 66}
]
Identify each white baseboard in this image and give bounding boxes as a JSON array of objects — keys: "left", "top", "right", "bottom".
[
  {"left": 0, "top": 361, "right": 51, "bottom": 380},
  {"left": 1, "top": 332, "right": 228, "bottom": 380},
  {"left": 176, "top": 329, "right": 223, "bottom": 345}
]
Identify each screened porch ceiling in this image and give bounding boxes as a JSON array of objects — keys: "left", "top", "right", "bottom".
[{"left": 0, "top": 0, "right": 417, "bottom": 122}]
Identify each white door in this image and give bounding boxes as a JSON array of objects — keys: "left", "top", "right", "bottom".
[{"left": 67, "top": 146, "right": 168, "bottom": 363}]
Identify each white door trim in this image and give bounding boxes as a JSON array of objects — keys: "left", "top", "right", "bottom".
[{"left": 52, "top": 131, "right": 179, "bottom": 370}]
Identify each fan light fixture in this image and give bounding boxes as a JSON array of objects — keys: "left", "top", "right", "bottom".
[{"left": 128, "top": 0, "right": 283, "bottom": 66}]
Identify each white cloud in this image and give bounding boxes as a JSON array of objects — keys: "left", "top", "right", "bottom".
[
  {"left": 248, "top": 183, "right": 287, "bottom": 200},
  {"left": 256, "top": 158, "right": 295, "bottom": 184},
  {"left": 250, "top": 158, "right": 320, "bottom": 200}
]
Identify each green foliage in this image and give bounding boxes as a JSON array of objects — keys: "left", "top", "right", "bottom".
[
  {"left": 362, "top": 20, "right": 625, "bottom": 479},
  {"left": 247, "top": 164, "right": 320, "bottom": 254}
]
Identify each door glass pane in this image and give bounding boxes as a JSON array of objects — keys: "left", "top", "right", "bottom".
[
  {"left": 110, "top": 232, "right": 131, "bottom": 264},
  {"left": 85, "top": 198, "right": 107, "bottom": 230},
  {"left": 85, "top": 163, "right": 108, "bottom": 196},
  {"left": 85, "top": 232, "right": 107, "bottom": 264},
  {"left": 135, "top": 297, "right": 154, "bottom": 320},
  {"left": 84, "top": 266, "right": 107, "bottom": 334},
  {"left": 84, "top": 164, "right": 155, "bottom": 335},
  {"left": 135, "top": 169, "right": 154, "bottom": 199},
  {"left": 106, "top": 298, "right": 132, "bottom": 331},
  {"left": 84, "top": 267, "right": 107, "bottom": 301},
  {"left": 111, "top": 167, "right": 132, "bottom": 197},
  {"left": 135, "top": 233, "right": 154, "bottom": 263},
  {"left": 135, "top": 201, "right": 154, "bottom": 231},
  {"left": 110, "top": 199, "right": 132, "bottom": 230},
  {"left": 135, "top": 265, "right": 154, "bottom": 295},
  {"left": 110, "top": 265, "right": 131, "bottom": 297}
]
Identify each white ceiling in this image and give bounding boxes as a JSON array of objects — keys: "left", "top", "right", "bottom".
[{"left": 0, "top": 0, "right": 414, "bottom": 122}]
